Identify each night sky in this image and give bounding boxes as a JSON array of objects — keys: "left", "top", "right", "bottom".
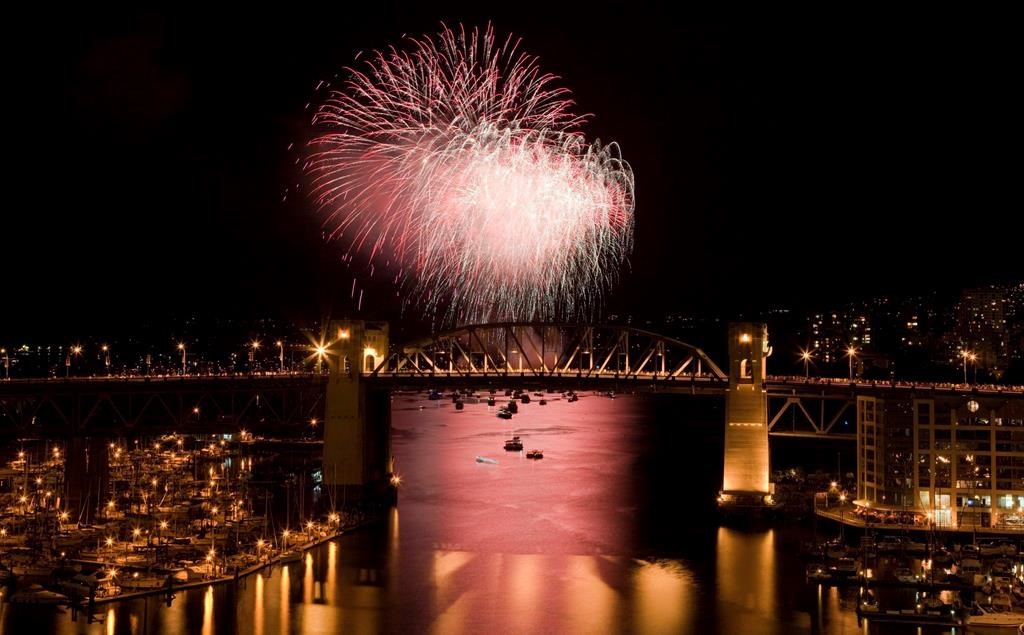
[{"left": 4, "top": 5, "right": 1019, "bottom": 337}]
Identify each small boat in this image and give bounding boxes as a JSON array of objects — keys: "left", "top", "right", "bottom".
[
  {"left": 830, "top": 557, "right": 859, "bottom": 577},
  {"left": 497, "top": 409, "right": 512, "bottom": 420},
  {"left": 454, "top": 400, "right": 464, "bottom": 410},
  {"left": 905, "top": 539, "right": 926, "bottom": 553},
  {"left": 567, "top": 393, "right": 579, "bottom": 403},
  {"left": 520, "top": 394, "right": 530, "bottom": 404},
  {"left": 9, "top": 585, "right": 68, "bottom": 605},
  {"left": 893, "top": 567, "right": 921, "bottom": 584},
  {"left": 487, "top": 397, "right": 495, "bottom": 407},
  {"left": 538, "top": 399, "right": 547, "bottom": 405},
  {"left": 825, "top": 539, "right": 847, "bottom": 559},
  {"left": 279, "top": 550, "right": 303, "bottom": 564},
  {"left": 120, "top": 573, "right": 167, "bottom": 590},
  {"left": 525, "top": 450, "right": 544, "bottom": 459},
  {"left": 504, "top": 436, "right": 523, "bottom": 451},
  {"left": 806, "top": 564, "right": 831, "bottom": 582},
  {"left": 967, "top": 601, "right": 1024, "bottom": 627},
  {"left": 931, "top": 547, "right": 954, "bottom": 566},
  {"left": 475, "top": 457, "right": 498, "bottom": 464},
  {"left": 506, "top": 401, "right": 518, "bottom": 414}
]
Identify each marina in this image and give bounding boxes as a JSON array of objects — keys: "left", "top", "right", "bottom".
[{"left": 0, "top": 432, "right": 375, "bottom": 616}]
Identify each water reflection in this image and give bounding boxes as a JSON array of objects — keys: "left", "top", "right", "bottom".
[
  {"left": 716, "top": 527, "right": 776, "bottom": 634},
  {"left": 202, "top": 584, "right": 214, "bottom": 635},
  {"left": 0, "top": 394, "right": 881, "bottom": 633},
  {"left": 634, "top": 559, "right": 693, "bottom": 633}
]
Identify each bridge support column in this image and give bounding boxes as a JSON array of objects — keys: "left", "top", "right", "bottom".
[
  {"left": 63, "top": 437, "right": 109, "bottom": 524},
  {"left": 322, "top": 320, "right": 394, "bottom": 504},
  {"left": 720, "top": 323, "right": 773, "bottom": 507}
]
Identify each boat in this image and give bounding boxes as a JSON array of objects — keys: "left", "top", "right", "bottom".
[
  {"left": 455, "top": 400, "right": 464, "bottom": 410},
  {"left": 504, "top": 436, "right": 524, "bottom": 451},
  {"left": 825, "top": 539, "right": 847, "bottom": 560},
  {"left": 506, "top": 401, "right": 518, "bottom": 414},
  {"left": 538, "top": 399, "right": 547, "bottom": 405},
  {"left": 567, "top": 393, "right": 579, "bottom": 403},
  {"left": 120, "top": 573, "right": 167, "bottom": 590},
  {"left": 806, "top": 564, "right": 831, "bottom": 582},
  {"left": 525, "top": 450, "right": 544, "bottom": 459},
  {"left": 967, "top": 601, "right": 1024, "bottom": 627},
  {"left": 830, "top": 557, "right": 859, "bottom": 577},
  {"left": 520, "top": 394, "right": 530, "bottom": 404},
  {"left": 893, "top": 567, "right": 921, "bottom": 584},
  {"left": 279, "top": 550, "right": 303, "bottom": 564},
  {"left": 931, "top": 547, "right": 954, "bottom": 566},
  {"left": 487, "top": 397, "right": 495, "bottom": 407},
  {"left": 475, "top": 457, "right": 498, "bottom": 464},
  {"left": 876, "top": 535, "right": 903, "bottom": 553},
  {"left": 8, "top": 585, "right": 68, "bottom": 605},
  {"left": 905, "top": 538, "right": 926, "bottom": 553},
  {"left": 497, "top": 409, "right": 512, "bottom": 420}
]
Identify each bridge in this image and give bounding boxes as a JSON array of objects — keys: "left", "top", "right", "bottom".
[{"left": 4, "top": 320, "right": 1024, "bottom": 512}]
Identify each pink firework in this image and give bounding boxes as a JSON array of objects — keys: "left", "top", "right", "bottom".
[{"left": 306, "top": 23, "right": 634, "bottom": 323}]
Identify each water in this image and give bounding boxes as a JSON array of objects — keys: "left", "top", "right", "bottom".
[{"left": 1, "top": 393, "right": 964, "bottom": 633}]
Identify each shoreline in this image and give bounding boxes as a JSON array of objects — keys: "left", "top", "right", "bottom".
[{"left": 70, "top": 516, "right": 380, "bottom": 608}]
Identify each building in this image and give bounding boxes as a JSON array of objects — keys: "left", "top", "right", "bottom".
[
  {"left": 856, "top": 394, "right": 1024, "bottom": 530},
  {"left": 957, "top": 287, "right": 1009, "bottom": 371}
]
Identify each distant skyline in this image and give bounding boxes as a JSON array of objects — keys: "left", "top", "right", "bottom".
[{"left": 4, "top": 5, "right": 1020, "bottom": 336}]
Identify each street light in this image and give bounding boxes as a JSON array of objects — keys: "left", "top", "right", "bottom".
[
  {"left": 102, "top": 344, "right": 111, "bottom": 375},
  {"left": 178, "top": 343, "right": 187, "bottom": 375},
  {"left": 969, "top": 352, "right": 978, "bottom": 384},
  {"left": 845, "top": 346, "right": 858, "bottom": 381},
  {"left": 960, "top": 349, "right": 972, "bottom": 385},
  {"left": 799, "top": 349, "right": 814, "bottom": 380},
  {"left": 314, "top": 345, "right": 328, "bottom": 373},
  {"left": 66, "top": 345, "right": 82, "bottom": 377},
  {"left": 277, "top": 340, "right": 285, "bottom": 372},
  {"left": 1, "top": 347, "right": 9, "bottom": 380},
  {"left": 249, "top": 339, "right": 261, "bottom": 371}
]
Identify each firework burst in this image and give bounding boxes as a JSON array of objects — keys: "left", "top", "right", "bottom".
[{"left": 306, "top": 23, "right": 634, "bottom": 324}]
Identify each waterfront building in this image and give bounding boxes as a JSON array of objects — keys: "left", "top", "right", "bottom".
[{"left": 856, "top": 394, "right": 1024, "bottom": 530}]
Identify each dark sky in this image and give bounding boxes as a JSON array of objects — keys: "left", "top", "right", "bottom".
[{"left": 3, "top": 5, "right": 1020, "bottom": 336}]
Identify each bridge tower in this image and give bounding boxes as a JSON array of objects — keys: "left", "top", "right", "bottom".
[
  {"left": 322, "top": 320, "right": 394, "bottom": 502},
  {"left": 721, "top": 322, "right": 773, "bottom": 504}
]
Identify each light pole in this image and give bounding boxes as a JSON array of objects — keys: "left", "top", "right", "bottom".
[
  {"left": 102, "top": 344, "right": 111, "bottom": 376},
  {"left": 315, "top": 345, "right": 327, "bottom": 374},
  {"left": 960, "top": 350, "right": 971, "bottom": 385},
  {"left": 249, "top": 339, "right": 260, "bottom": 372},
  {"left": 66, "top": 345, "right": 82, "bottom": 377},
  {"left": 969, "top": 352, "right": 978, "bottom": 384},
  {"left": 845, "top": 345, "right": 857, "bottom": 381},
  {"left": 799, "top": 349, "right": 813, "bottom": 380},
  {"left": 178, "top": 343, "right": 186, "bottom": 375},
  {"left": 1, "top": 347, "right": 8, "bottom": 380},
  {"left": 277, "top": 341, "right": 285, "bottom": 372},
  {"left": 839, "top": 493, "right": 847, "bottom": 538}
]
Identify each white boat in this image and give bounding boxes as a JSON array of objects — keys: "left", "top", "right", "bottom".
[
  {"left": 475, "top": 456, "right": 498, "bottom": 464},
  {"left": 894, "top": 567, "right": 921, "bottom": 584},
  {"left": 805, "top": 564, "right": 831, "bottom": 582},
  {"left": 279, "top": 550, "right": 303, "bottom": 564},
  {"left": 968, "top": 602, "right": 1024, "bottom": 627},
  {"left": 120, "top": 573, "right": 166, "bottom": 590},
  {"left": 9, "top": 584, "right": 68, "bottom": 604}
]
